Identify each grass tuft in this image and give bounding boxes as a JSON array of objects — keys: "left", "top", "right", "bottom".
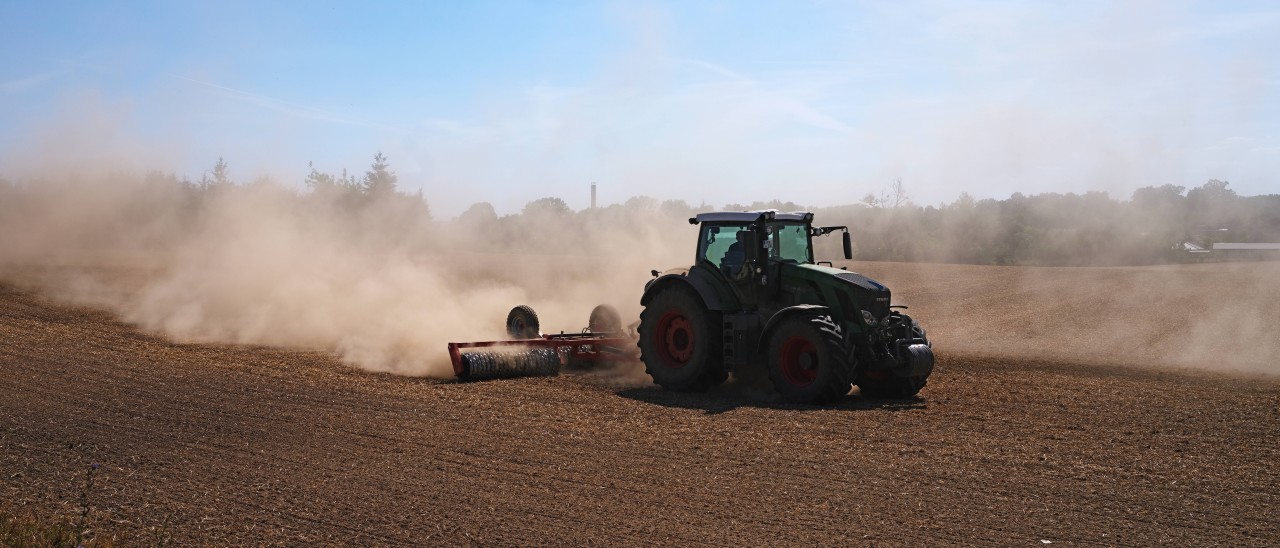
[{"left": 1, "top": 462, "right": 118, "bottom": 547}]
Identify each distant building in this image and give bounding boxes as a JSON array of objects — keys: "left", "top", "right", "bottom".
[
  {"left": 1181, "top": 241, "right": 1210, "bottom": 254},
  {"left": 1179, "top": 241, "right": 1280, "bottom": 261},
  {"left": 1211, "top": 243, "right": 1280, "bottom": 251},
  {"left": 1178, "top": 227, "right": 1280, "bottom": 261}
]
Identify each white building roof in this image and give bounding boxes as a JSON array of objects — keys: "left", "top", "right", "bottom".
[{"left": 1211, "top": 243, "right": 1280, "bottom": 250}]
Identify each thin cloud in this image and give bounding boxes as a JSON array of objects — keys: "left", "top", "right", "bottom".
[
  {"left": 680, "top": 57, "right": 854, "bottom": 135},
  {"left": 0, "top": 71, "right": 63, "bottom": 93},
  {"left": 421, "top": 118, "right": 493, "bottom": 140},
  {"left": 679, "top": 58, "right": 752, "bottom": 82},
  {"left": 1160, "top": 8, "right": 1280, "bottom": 44},
  {"left": 180, "top": 77, "right": 407, "bottom": 134}
]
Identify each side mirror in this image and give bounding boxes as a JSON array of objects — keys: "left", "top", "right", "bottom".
[{"left": 842, "top": 231, "right": 853, "bottom": 260}]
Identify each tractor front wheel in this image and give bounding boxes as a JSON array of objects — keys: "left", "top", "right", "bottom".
[
  {"left": 638, "top": 287, "right": 726, "bottom": 392},
  {"left": 856, "top": 318, "right": 930, "bottom": 399},
  {"left": 765, "top": 314, "right": 853, "bottom": 404}
]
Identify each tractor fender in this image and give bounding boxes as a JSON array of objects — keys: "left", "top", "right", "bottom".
[
  {"left": 641, "top": 271, "right": 727, "bottom": 311},
  {"left": 756, "top": 304, "right": 833, "bottom": 354}
]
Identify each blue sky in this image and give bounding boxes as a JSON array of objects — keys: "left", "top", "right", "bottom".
[{"left": 1, "top": 0, "right": 1277, "bottom": 216}]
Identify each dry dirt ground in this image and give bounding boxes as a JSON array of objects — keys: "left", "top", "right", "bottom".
[{"left": 2, "top": 262, "right": 1278, "bottom": 546}]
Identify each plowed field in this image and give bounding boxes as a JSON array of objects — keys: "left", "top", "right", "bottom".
[{"left": 2, "top": 262, "right": 1277, "bottom": 546}]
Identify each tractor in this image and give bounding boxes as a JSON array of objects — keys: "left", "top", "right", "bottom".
[{"left": 637, "top": 210, "right": 933, "bottom": 403}]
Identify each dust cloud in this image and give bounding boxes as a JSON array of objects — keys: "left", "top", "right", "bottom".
[
  {"left": 0, "top": 168, "right": 688, "bottom": 378},
  {"left": 849, "top": 261, "right": 1280, "bottom": 376},
  {"left": 1, "top": 159, "right": 1275, "bottom": 379}
]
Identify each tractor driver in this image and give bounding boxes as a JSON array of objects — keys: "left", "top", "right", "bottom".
[{"left": 720, "top": 229, "right": 751, "bottom": 279}]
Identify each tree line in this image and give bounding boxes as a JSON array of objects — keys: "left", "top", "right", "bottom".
[
  {"left": 453, "top": 179, "right": 1279, "bottom": 266},
  {"left": 2, "top": 153, "right": 1275, "bottom": 266},
  {"left": 814, "top": 180, "right": 1280, "bottom": 266}
]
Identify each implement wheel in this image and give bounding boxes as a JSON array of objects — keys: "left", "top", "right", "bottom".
[
  {"left": 765, "top": 314, "right": 852, "bottom": 404},
  {"left": 588, "top": 304, "right": 623, "bottom": 334},
  {"left": 505, "top": 305, "right": 540, "bottom": 339},
  {"left": 638, "top": 286, "right": 726, "bottom": 392}
]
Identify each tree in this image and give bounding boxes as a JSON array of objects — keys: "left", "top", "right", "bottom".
[
  {"left": 305, "top": 161, "right": 338, "bottom": 193},
  {"left": 863, "top": 178, "right": 910, "bottom": 209},
  {"left": 1187, "top": 179, "right": 1239, "bottom": 229},
  {"left": 458, "top": 202, "right": 498, "bottom": 225},
  {"left": 1131, "top": 184, "right": 1185, "bottom": 207},
  {"left": 624, "top": 195, "right": 658, "bottom": 211},
  {"left": 1130, "top": 184, "right": 1187, "bottom": 243},
  {"left": 522, "top": 197, "right": 571, "bottom": 218},
  {"left": 658, "top": 199, "right": 694, "bottom": 218},
  {"left": 1188, "top": 179, "right": 1236, "bottom": 201},
  {"left": 200, "top": 157, "right": 232, "bottom": 189},
  {"left": 362, "top": 152, "right": 397, "bottom": 197}
]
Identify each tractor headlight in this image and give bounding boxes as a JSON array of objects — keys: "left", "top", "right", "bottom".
[{"left": 861, "top": 309, "right": 877, "bottom": 326}]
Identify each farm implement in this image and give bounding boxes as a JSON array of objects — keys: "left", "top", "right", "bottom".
[{"left": 447, "top": 304, "right": 637, "bottom": 380}]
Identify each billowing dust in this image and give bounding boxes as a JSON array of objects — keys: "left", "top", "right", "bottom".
[
  {"left": 1, "top": 171, "right": 1276, "bottom": 378},
  {"left": 0, "top": 172, "right": 686, "bottom": 377},
  {"left": 848, "top": 261, "right": 1280, "bottom": 376}
]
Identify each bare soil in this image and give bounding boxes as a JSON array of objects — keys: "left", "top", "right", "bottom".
[{"left": 2, "top": 263, "right": 1277, "bottom": 546}]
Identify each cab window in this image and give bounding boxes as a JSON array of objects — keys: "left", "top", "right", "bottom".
[
  {"left": 767, "top": 222, "right": 812, "bottom": 263},
  {"left": 700, "top": 224, "right": 750, "bottom": 268}
]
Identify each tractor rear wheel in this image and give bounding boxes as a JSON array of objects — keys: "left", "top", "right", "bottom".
[
  {"left": 638, "top": 286, "right": 726, "bottom": 392},
  {"left": 765, "top": 314, "right": 853, "bottom": 404}
]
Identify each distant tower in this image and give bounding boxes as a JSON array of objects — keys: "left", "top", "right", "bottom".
[{"left": 591, "top": 182, "right": 597, "bottom": 209}]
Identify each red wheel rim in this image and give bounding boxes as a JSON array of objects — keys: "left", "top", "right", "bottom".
[
  {"left": 779, "top": 336, "right": 818, "bottom": 386},
  {"left": 654, "top": 310, "right": 694, "bottom": 367}
]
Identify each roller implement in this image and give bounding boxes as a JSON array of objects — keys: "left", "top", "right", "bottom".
[
  {"left": 448, "top": 210, "right": 934, "bottom": 405},
  {"left": 448, "top": 305, "right": 636, "bottom": 380}
]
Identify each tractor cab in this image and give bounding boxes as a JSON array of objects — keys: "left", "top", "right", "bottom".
[{"left": 689, "top": 211, "right": 852, "bottom": 310}]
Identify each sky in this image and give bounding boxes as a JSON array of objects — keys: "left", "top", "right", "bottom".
[{"left": 1, "top": 0, "right": 1277, "bottom": 216}]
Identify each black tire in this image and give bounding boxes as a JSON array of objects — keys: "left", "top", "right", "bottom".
[
  {"left": 857, "top": 318, "right": 930, "bottom": 399},
  {"left": 565, "top": 304, "right": 625, "bottom": 371},
  {"left": 506, "top": 305, "right": 540, "bottom": 339},
  {"left": 588, "top": 304, "right": 623, "bottom": 333},
  {"left": 638, "top": 286, "right": 726, "bottom": 392},
  {"left": 855, "top": 371, "right": 927, "bottom": 399},
  {"left": 765, "top": 313, "right": 853, "bottom": 404}
]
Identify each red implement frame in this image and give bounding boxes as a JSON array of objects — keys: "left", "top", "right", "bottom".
[{"left": 447, "top": 332, "right": 638, "bottom": 377}]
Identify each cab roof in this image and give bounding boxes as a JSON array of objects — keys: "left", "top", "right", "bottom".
[{"left": 689, "top": 210, "right": 814, "bottom": 224}]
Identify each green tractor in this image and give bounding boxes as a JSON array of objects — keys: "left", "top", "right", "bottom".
[{"left": 638, "top": 210, "right": 934, "bottom": 404}]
